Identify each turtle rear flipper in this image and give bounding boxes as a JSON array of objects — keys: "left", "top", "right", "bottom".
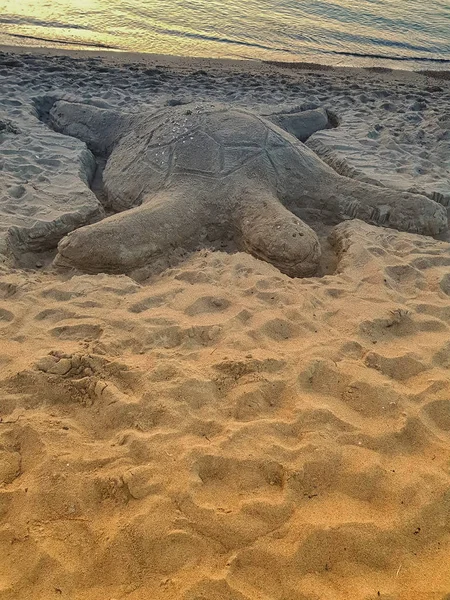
[
  {"left": 49, "top": 100, "right": 136, "bottom": 156},
  {"left": 267, "top": 107, "right": 331, "bottom": 142}
]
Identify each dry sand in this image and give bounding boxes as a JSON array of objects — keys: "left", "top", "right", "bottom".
[{"left": 0, "top": 46, "right": 450, "bottom": 600}]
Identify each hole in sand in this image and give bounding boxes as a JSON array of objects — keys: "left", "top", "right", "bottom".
[{"left": 33, "top": 96, "right": 110, "bottom": 211}]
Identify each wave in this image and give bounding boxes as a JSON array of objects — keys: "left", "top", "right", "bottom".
[
  {"left": 159, "top": 28, "right": 288, "bottom": 53},
  {"left": 327, "top": 49, "right": 450, "bottom": 63},
  {"left": 162, "top": 28, "right": 450, "bottom": 63},
  {"left": 6, "top": 33, "right": 119, "bottom": 50},
  {"left": 2, "top": 0, "right": 449, "bottom": 69},
  {"left": 1, "top": 16, "right": 92, "bottom": 31}
]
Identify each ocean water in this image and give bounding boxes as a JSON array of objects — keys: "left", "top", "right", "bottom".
[{"left": 1, "top": 0, "right": 449, "bottom": 70}]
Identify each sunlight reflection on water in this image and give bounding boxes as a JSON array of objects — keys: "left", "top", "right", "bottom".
[{"left": 1, "top": 0, "right": 449, "bottom": 68}]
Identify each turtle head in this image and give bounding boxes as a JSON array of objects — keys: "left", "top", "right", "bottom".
[
  {"left": 236, "top": 191, "right": 322, "bottom": 278},
  {"left": 249, "top": 215, "right": 322, "bottom": 278}
]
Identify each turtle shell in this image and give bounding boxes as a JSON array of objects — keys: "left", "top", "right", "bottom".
[{"left": 103, "top": 104, "right": 300, "bottom": 211}]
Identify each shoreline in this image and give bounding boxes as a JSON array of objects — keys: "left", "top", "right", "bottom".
[{"left": 1, "top": 43, "right": 450, "bottom": 82}]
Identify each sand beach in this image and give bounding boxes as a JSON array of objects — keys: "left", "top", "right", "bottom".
[{"left": 0, "top": 46, "right": 450, "bottom": 600}]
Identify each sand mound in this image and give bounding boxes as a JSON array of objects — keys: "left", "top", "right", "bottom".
[
  {"left": 0, "top": 93, "right": 103, "bottom": 261},
  {"left": 307, "top": 128, "right": 450, "bottom": 207},
  {"left": 1, "top": 220, "right": 450, "bottom": 599}
]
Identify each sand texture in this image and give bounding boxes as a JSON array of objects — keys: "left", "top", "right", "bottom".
[
  {"left": 0, "top": 47, "right": 450, "bottom": 600},
  {"left": 2, "top": 220, "right": 450, "bottom": 599},
  {"left": 0, "top": 91, "right": 103, "bottom": 258},
  {"left": 307, "top": 128, "right": 450, "bottom": 207}
]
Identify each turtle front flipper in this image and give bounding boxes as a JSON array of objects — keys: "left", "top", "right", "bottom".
[
  {"left": 49, "top": 100, "right": 136, "bottom": 156},
  {"left": 328, "top": 175, "right": 448, "bottom": 236},
  {"left": 233, "top": 186, "right": 321, "bottom": 277},
  {"left": 53, "top": 189, "right": 212, "bottom": 274}
]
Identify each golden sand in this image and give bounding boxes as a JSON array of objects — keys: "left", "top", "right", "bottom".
[{"left": 1, "top": 220, "right": 450, "bottom": 599}]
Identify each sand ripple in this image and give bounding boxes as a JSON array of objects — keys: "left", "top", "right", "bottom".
[{"left": 1, "top": 220, "right": 450, "bottom": 599}]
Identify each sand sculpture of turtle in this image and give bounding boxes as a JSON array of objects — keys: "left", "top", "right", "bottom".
[{"left": 48, "top": 101, "right": 447, "bottom": 277}]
